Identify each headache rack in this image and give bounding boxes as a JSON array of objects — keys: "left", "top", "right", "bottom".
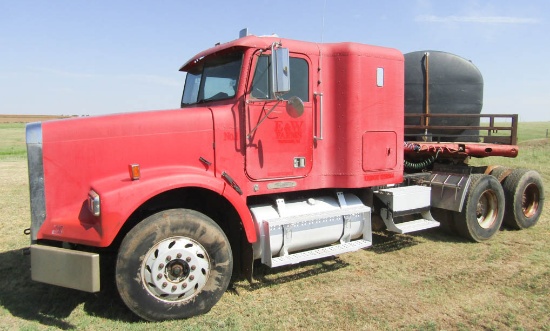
[{"left": 405, "top": 113, "right": 518, "bottom": 145}]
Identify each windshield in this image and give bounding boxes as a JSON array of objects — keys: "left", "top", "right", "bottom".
[{"left": 181, "top": 52, "right": 243, "bottom": 106}]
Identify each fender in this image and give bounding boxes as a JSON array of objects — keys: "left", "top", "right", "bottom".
[
  {"left": 98, "top": 167, "right": 227, "bottom": 247},
  {"left": 38, "top": 166, "right": 223, "bottom": 246},
  {"left": 221, "top": 180, "right": 257, "bottom": 244},
  {"left": 37, "top": 165, "right": 258, "bottom": 247}
]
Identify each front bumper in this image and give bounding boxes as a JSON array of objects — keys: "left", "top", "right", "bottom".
[{"left": 30, "top": 245, "right": 100, "bottom": 293}]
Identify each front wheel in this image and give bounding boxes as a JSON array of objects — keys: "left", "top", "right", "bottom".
[
  {"left": 116, "top": 209, "right": 233, "bottom": 321},
  {"left": 455, "top": 174, "right": 505, "bottom": 242}
]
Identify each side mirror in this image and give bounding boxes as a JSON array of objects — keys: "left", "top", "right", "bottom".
[
  {"left": 271, "top": 47, "right": 290, "bottom": 95},
  {"left": 286, "top": 96, "right": 304, "bottom": 118}
]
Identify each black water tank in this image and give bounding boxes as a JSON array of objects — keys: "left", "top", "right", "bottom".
[{"left": 404, "top": 51, "right": 483, "bottom": 142}]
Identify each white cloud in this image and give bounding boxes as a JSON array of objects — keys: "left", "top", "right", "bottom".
[{"left": 416, "top": 15, "right": 540, "bottom": 24}]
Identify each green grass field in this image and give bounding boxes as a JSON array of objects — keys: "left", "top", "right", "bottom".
[
  {"left": 0, "top": 123, "right": 26, "bottom": 160},
  {"left": 0, "top": 121, "right": 548, "bottom": 330}
]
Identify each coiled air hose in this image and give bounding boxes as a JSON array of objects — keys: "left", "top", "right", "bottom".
[
  {"left": 404, "top": 155, "right": 436, "bottom": 170},
  {"left": 403, "top": 142, "right": 440, "bottom": 170}
]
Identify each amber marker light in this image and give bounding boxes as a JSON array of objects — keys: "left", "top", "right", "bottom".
[{"left": 129, "top": 164, "right": 141, "bottom": 180}]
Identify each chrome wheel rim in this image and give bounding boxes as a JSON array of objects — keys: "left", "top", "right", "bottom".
[{"left": 141, "top": 236, "right": 210, "bottom": 302}]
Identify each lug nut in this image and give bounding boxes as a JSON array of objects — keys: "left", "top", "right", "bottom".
[
  {"left": 182, "top": 283, "right": 188, "bottom": 289},
  {"left": 172, "top": 285, "right": 177, "bottom": 292},
  {"left": 158, "top": 263, "right": 165, "bottom": 269},
  {"left": 191, "top": 265, "right": 196, "bottom": 271},
  {"left": 186, "top": 257, "right": 191, "bottom": 262},
  {"left": 166, "top": 255, "right": 172, "bottom": 261},
  {"left": 162, "top": 282, "right": 168, "bottom": 288},
  {"left": 177, "top": 253, "right": 182, "bottom": 259},
  {"left": 157, "top": 273, "right": 162, "bottom": 280},
  {"left": 189, "top": 275, "right": 195, "bottom": 281}
]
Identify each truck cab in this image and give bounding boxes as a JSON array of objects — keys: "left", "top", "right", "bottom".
[{"left": 177, "top": 35, "right": 404, "bottom": 191}]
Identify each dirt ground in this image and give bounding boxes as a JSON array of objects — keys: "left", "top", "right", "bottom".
[{"left": 0, "top": 114, "right": 73, "bottom": 123}]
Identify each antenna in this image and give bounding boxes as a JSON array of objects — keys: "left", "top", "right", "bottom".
[{"left": 321, "top": 0, "right": 327, "bottom": 42}]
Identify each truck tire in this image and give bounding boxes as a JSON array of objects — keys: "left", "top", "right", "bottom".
[
  {"left": 116, "top": 209, "right": 233, "bottom": 321},
  {"left": 502, "top": 169, "right": 544, "bottom": 229},
  {"left": 489, "top": 166, "right": 512, "bottom": 182},
  {"left": 455, "top": 174, "right": 505, "bottom": 242}
]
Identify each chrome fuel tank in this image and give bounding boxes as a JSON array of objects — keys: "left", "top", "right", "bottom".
[{"left": 250, "top": 192, "right": 370, "bottom": 260}]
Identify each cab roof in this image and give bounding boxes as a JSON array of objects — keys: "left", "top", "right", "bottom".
[{"left": 179, "top": 35, "right": 403, "bottom": 72}]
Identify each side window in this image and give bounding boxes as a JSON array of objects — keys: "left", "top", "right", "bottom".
[
  {"left": 251, "top": 56, "right": 270, "bottom": 99},
  {"left": 285, "top": 58, "right": 309, "bottom": 101},
  {"left": 182, "top": 72, "right": 201, "bottom": 105},
  {"left": 251, "top": 56, "right": 309, "bottom": 101}
]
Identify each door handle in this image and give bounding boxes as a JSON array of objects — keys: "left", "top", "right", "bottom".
[{"left": 314, "top": 92, "right": 324, "bottom": 141}]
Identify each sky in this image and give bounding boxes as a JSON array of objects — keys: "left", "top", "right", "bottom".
[{"left": 0, "top": 0, "right": 549, "bottom": 121}]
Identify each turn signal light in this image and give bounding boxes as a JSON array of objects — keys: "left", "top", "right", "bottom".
[
  {"left": 88, "top": 190, "right": 100, "bottom": 216},
  {"left": 129, "top": 164, "right": 141, "bottom": 180}
]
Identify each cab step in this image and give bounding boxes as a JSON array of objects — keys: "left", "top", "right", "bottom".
[
  {"left": 269, "top": 239, "right": 372, "bottom": 268},
  {"left": 382, "top": 213, "right": 440, "bottom": 234},
  {"left": 375, "top": 185, "right": 440, "bottom": 234}
]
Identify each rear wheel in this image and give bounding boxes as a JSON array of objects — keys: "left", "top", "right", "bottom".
[
  {"left": 489, "top": 166, "right": 512, "bottom": 182},
  {"left": 502, "top": 169, "right": 544, "bottom": 229},
  {"left": 455, "top": 174, "right": 505, "bottom": 242},
  {"left": 116, "top": 209, "right": 233, "bottom": 321}
]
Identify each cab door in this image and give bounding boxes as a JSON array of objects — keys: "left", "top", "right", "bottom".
[{"left": 245, "top": 53, "right": 313, "bottom": 180}]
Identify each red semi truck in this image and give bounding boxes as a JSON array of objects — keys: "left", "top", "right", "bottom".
[{"left": 26, "top": 32, "right": 544, "bottom": 321}]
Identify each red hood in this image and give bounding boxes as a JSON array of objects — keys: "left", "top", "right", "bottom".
[{"left": 38, "top": 107, "right": 216, "bottom": 245}]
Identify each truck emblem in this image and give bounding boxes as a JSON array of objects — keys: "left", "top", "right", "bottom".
[{"left": 275, "top": 121, "right": 303, "bottom": 143}]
